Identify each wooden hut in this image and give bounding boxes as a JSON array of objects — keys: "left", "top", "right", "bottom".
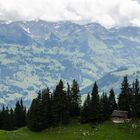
[{"left": 111, "top": 110, "right": 128, "bottom": 123}]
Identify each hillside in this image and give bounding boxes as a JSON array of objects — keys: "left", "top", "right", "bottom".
[
  {"left": 0, "top": 121, "right": 139, "bottom": 140},
  {"left": 81, "top": 67, "right": 140, "bottom": 95},
  {"left": 1, "top": 20, "right": 140, "bottom": 105}
]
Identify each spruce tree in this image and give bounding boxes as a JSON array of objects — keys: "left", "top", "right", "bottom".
[
  {"left": 15, "top": 99, "right": 26, "bottom": 128},
  {"left": 132, "top": 79, "right": 140, "bottom": 118},
  {"left": 52, "top": 80, "right": 69, "bottom": 126},
  {"left": 89, "top": 82, "right": 100, "bottom": 123},
  {"left": 2, "top": 106, "right": 10, "bottom": 130},
  {"left": 28, "top": 92, "right": 45, "bottom": 131},
  {"left": 0, "top": 108, "right": 3, "bottom": 129},
  {"left": 118, "top": 76, "right": 132, "bottom": 116},
  {"left": 108, "top": 88, "right": 117, "bottom": 114},
  {"left": 70, "top": 80, "right": 81, "bottom": 117},
  {"left": 67, "top": 82, "right": 72, "bottom": 114},
  {"left": 100, "top": 93, "right": 110, "bottom": 121},
  {"left": 81, "top": 94, "right": 90, "bottom": 123},
  {"left": 8, "top": 108, "right": 16, "bottom": 130},
  {"left": 42, "top": 88, "right": 52, "bottom": 128},
  {"left": 0, "top": 105, "right": 5, "bottom": 129}
]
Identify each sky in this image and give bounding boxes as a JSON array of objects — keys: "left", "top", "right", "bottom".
[{"left": 0, "top": 0, "right": 140, "bottom": 28}]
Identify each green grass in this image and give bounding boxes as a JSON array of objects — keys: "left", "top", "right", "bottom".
[{"left": 0, "top": 121, "right": 140, "bottom": 140}]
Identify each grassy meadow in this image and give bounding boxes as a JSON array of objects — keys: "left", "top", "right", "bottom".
[{"left": 0, "top": 121, "right": 139, "bottom": 140}]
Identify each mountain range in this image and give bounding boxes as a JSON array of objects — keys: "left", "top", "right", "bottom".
[{"left": 0, "top": 20, "right": 140, "bottom": 106}]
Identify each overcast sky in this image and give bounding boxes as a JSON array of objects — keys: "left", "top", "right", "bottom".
[{"left": 0, "top": 0, "right": 140, "bottom": 27}]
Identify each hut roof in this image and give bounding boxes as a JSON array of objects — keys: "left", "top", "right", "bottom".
[{"left": 112, "top": 110, "right": 128, "bottom": 118}]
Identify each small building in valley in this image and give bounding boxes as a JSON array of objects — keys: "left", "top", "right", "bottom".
[{"left": 111, "top": 110, "right": 128, "bottom": 123}]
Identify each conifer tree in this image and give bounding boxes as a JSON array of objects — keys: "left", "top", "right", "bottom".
[
  {"left": 28, "top": 92, "right": 45, "bottom": 131},
  {"left": 89, "top": 82, "right": 100, "bottom": 123},
  {"left": 100, "top": 93, "right": 110, "bottom": 121},
  {"left": 108, "top": 88, "right": 117, "bottom": 114},
  {"left": 0, "top": 105, "right": 5, "bottom": 129},
  {"left": 52, "top": 80, "right": 69, "bottom": 126},
  {"left": 132, "top": 79, "right": 140, "bottom": 118},
  {"left": 8, "top": 108, "right": 16, "bottom": 130},
  {"left": 2, "top": 106, "right": 10, "bottom": 130},
  {"left": 67, "top": 82, "right": 72, "bottom": 113},
  {"left": 70, "top": 80, "right": 81, "bottom": 117},
  {"left": 0, "top": 107, "right": 3, "bottom": 129},
  {"left": 118, "top": 76, "right": 132, "bottom": 116},
  {"left": 42, "top": 88, "right": 52, "bottom": 128},
  {"left": 81, "top": 94, "right": 90, "bottom": 123},
  {"left": 15, "top": 99, "right": 26, "bottom": 127}
]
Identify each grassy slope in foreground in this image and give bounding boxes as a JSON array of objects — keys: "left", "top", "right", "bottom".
[{"left": 0, "top": 121, "right": 140, "bottom": 140}]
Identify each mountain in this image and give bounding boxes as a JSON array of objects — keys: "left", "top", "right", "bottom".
[
  {"left": 81, "top": 67, "right": 140, "bottom": 95},
  {"left": 0, "top": 20, "right": 140, "bottom": 106}
]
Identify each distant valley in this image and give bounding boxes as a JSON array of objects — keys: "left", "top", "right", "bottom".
[{"left": 0, "top": 20, "right": 140, "bottom": 105}]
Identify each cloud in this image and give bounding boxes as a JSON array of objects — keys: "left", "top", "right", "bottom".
[
  {"left": 0, "top": 0, "right": 140, "bottom": 27},
  {"left": 5, "top": 93, "right": 23, "bottom": 101}
]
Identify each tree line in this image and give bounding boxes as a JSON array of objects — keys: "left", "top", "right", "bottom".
[
  {"left": 0, "top": 99, "right": 26, "bottom": 130},
  {"left": 28, "top": 80, "right": 81, "bottom": 131},
  {"left": 0, "top": 77, "right": 140, "bottom": 131},
  {"left": 81, "top": 76, "right": 140, "bottom": 123}
]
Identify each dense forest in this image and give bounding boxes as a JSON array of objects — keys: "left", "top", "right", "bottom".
[{"left": 0, "top": 76, "right": 140, "bottom": 131}]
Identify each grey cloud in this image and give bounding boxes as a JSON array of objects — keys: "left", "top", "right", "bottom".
[{"left": 0, "top": 0, "right": 139, "bottom": 28}]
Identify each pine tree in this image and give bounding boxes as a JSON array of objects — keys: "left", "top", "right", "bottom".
[
  {"left": 70, "top": 80, "right": 81, "bottom": 117},
  {"left": 108, "top": 88, "right": 117, "bottom": 114},
  {"left": 52, "top": 80, "right": 70, "bottom": 126},
  {"left": 0, "top": 105, "right": 5, "bottom": 129},
  {"left": 67, "top": 82, "right": 72, "bottom": 114},
  {"left": 81, "top": 94, "right": 91, "bottom": 123},
  {"left": 0, "top": 108, "right": 3, "bottom": 129},
  {"left": 100, "top": 93, "right": 110, "bottom": 121},
  {"left": 15, "top": 99, "right": 26, "bottom": 127},
  {"left": 9, "top": 108, "right": 16, "bottom": 130},
  {"left": 132, "top": 79, "right": 140, "bottom": 118},
  {"left": 118, "top": 76, "right": 132, "bottom": 116},
  {"left": 28, "top": 92, "right": 45, "bottom": 131},
  {"left": 42, "top": 88, "right": 52, "bottom": 128},
  {"left": 89, "top": 82, "right": 100, "bottom": 123},
  {"left": 1, "top": 106, "right": 10, "bottom": 130}
]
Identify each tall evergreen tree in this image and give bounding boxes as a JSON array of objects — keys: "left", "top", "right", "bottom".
[
  {"left": 0, "top": 105, "right": 5, "bottom": 129},
  {"left": 118, "top": 76, "right": 132, "bottom": 116},
  {"left": 132, "top": 79, "right": 140, "bottom": 118},
  {"left": 0, "top": 106, "right": 3, "bottom": 129},
  {"left": 28, "top": 92, "right": 45, "bottom": 131},
  {"left": 81, "top": 94, "right": 91, "bottom": 123},
  {"left": 70, "top": 80, "right": 81, "bottom": 117},
  {"left": 15, "top": 99, "right": 26, "bottom": 127},
  {"left": 1, "top": 106, "right": 10, "bottom": 130},
  {"left": 66, "top": 83, "right": 73, "bottom": 117},
  {"left": 100, "top": 93, "right": 110, "bottom": 121},
  {"left": 42, "top": 88, "right": 52, "bottom": 128},
  {"left": 89, "top": 82, "right": 100, "bottom": 123},
  {"left": 8, "top": 108, "right": 16, "bottom": 130},
  {"left": 108, "top": 88, "right": 117, "bottom": 114},
  {"left": 52, "top": 80, "right": 69, "bottom": 126}
]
